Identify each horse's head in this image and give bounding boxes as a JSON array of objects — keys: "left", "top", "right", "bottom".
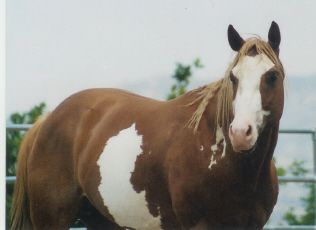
[{"left": 227, "top": 22, "right": 284, "bottom": 153}]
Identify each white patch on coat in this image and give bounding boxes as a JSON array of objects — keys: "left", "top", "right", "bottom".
[
  {"left": 221, "top": 138, "right": 227, "bottom": 158},
  {"left": 97, "top": 124, "right": 161, "bottom": 230},
  {"left": 200, "top": 145, "right": 204, "bottom": 151},
  {"left": 210, "top": 142, "right": 218, "bottom": 154},
  {"left": 232, "top": 54, "right": 274, "bottom": 131},
  {"left": 210, "top": 126, "right": 226, "bottom": 156},
  {"left": 209, "top": 126, "right": 227, "bottom": 170},
  {"left": 208, "top": 155, "right": 217, "bottom": 170}
]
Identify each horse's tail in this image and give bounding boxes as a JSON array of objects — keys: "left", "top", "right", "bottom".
[{"left": 10, "top": 115, "right": 48, "bottom": 230}]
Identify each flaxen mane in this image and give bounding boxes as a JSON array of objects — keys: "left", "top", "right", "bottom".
[{"left": 187, "top": 38, "right": 284, "bottom": 133}]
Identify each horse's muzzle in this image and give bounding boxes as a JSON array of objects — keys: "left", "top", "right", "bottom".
[{"left": 229, "top": 122, "right": 256, "bottom": 152}]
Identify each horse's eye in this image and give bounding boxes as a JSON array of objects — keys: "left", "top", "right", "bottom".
[
  {"left": 266, "top": 73, "right": 277, "bottom": 86},
  {"left": 230, "top": 72, "right": 238, "bottom": 85}
]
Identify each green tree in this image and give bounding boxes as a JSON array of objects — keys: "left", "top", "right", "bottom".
[
  {"left": 167, "top": 58, "right": 203, "bottom": 100},
  {"left": 6, "top": 102, "right": 46, "bottom": 176},
  {"left": 282, "top": 160, "right": 315, "bottom": 225},
  {"left": 6, "top": 102, "right": 46, "bottom": 229}
]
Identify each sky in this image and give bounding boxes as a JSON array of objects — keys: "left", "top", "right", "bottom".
[
  {"left": 0, "top": 0, "right": 5, "bottom": 227},
  {"left": 5, "top": 0, "right": 316, "bottom": 226},
  {"left": 6, "top": 0, "right": 316, "bottom": 115}
]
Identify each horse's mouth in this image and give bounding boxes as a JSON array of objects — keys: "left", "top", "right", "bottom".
[{"left": 233, "top": 140, "right": 258, "bottom": 154}]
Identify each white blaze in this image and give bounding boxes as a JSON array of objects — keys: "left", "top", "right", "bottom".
[
  {"left": 232, "top": 54, "right": 274, "bottom": 132},
  {"left": 97, "top": 123, "right": 161, "bottom": 230}
]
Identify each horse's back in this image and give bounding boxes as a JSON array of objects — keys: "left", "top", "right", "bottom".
[{"left": 28, "top": 87, "right": 164, "bottom": 190}]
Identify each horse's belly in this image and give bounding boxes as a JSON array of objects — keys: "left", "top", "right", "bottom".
[{"left": 97, "top": 123, "right": 161, "bottom": 230}]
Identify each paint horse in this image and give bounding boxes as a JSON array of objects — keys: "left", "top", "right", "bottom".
[{"left": 11, "top": 22, "right": 284, "bottom": 230}]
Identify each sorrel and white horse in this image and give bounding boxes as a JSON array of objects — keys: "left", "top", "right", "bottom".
[{"left": 11, "top": 22, "right": 284, "bottom": 230}]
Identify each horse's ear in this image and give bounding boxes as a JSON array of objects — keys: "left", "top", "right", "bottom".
[
  {"left": 228, "top": 25, "right": 244, "bottom": 52},
  {"left": 268, "top": 21, "right": 281, "bottom": 54}
]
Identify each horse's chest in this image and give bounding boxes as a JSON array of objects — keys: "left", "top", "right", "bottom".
[
  {"left": 96, "top": 124, "right": 161, "bottom": 229},
  {"left": 206, "top": 181, "right": 273, "bottom": 226}
]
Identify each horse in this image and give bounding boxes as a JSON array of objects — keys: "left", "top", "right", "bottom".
[{"left": 11, "top": 21, "right": 284, "bottom": 230}]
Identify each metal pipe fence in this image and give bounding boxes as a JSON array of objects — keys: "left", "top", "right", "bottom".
[{"left": 6, "top": 124, "right": 316, "bottom": 229}]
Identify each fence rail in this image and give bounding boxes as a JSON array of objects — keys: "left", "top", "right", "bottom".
[{"left": 6, "top": 124, "right": 316, "bottom": 230}]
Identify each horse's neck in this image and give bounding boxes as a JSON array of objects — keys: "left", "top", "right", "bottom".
[
  {"left": 180, "top": 85, "right": 278, "bottom": 189},
  {"left": 239, "top": 123, "right": 279, "bottom": 191}
]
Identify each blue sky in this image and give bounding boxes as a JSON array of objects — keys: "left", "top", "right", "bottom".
[{"left": 5, "top": 0, "right": 316, "bottom": 226}]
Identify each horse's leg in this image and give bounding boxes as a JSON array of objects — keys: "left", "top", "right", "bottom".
[
  {"left": 28, "top": 173, "right": 81, "bottom": 230},
  {"left": 77, "top": 197, "right": 123, "bottom": 230}
]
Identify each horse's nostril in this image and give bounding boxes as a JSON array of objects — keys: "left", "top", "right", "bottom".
[{"left": 246, "top": 125, "right": 252, "bottom": 136}]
